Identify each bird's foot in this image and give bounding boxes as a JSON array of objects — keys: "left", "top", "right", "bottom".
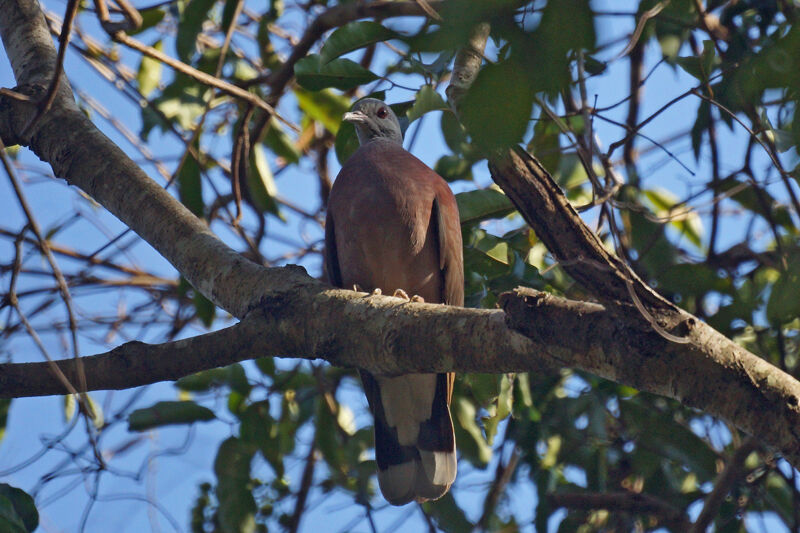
[
  {"left": 392, "top": 289, "right": 424, "bottom": 303},
  {"left": 353, "top": 284, "right": 382, "bottom": 297}
]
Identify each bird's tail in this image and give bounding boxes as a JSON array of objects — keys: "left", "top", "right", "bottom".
[{"left": 361, "top": 371, "right": 457, "bottom": 506}]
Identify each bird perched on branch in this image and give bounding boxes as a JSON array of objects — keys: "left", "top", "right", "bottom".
[{"left": 324, "top": 98, "right": 463, "bottom": 505}]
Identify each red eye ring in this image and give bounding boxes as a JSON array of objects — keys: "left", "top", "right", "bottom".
[{"left": 376, "top": 107, "right": 389, "bottom": 119}]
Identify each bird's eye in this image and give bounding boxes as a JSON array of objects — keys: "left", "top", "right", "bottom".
[{"left": 376, "top": 107, "right": 388, "bottom": 119}]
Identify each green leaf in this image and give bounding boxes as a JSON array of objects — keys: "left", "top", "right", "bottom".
[
  {"left": 221, "top": 0, "right": 241, "bottom": 31},
  {"left": 406, "top": 85, "right": 449, "bottom": 123},
  {"left": 64, "top": 394, "right": 76, "bottom": 422},
  {"left": 129, "top": 8, "right": 165, "bottom": 35},
  {"left": 86, "top": 394, "right": 104, "bottom": 429},
  {"left": 215, "top": 438, "right": 257, "bottom": 533},
  {"left": 294, "top": 54, "right": 378, "bottom": 91},
  {"left": 434, "top": 155, "right": 473, "bottom": 182},
  {"left": 254, "top": 357, "right": 275, "bottom": 378},
  {"left": 766, "top": 267, "right": 800, "bottom": 324},
  {"left": 225, "top": 363, "right": 252, "bottom": 396},
  {"left": 136, "top": 40, "right": 163, "bottom": 98},
  {"left": 248, "top": 143, "right": 282, "bottom": 218},
  {"left": 334, "top": 119, "right": 359, "bottom": 165},
  {"left": 456, "top": 188, "right": 515, "bottom": 225},
  {"left": 262, "top": 121, "right": 300, "bottom": 164},
  {"left": 140, "top": 76, "right": 209, "bottom": 139},
  {"left": 295, "top": 88, "right": 350, "bottom": 134},
  {"left": 178, "top": 149, "right": 205, "bottom": 218},
  {"left": 461, "top": 59, "right": 534, "bottom": 151},
  {"left": 319, "top": 21, "right": 398, "bottom": 64},
  {"left": 240, "top": 401, "right": 284, "bottom": 477},
  {"left": 453, "top": 396, "right": 492, "bottom": 466},
  {"left": 128, "top": 401, "right": 215, "bottom": 431},
  {"left": 0, "top": 399, "right": 10, "bottom": 443},
  {"left": 675, "top": 41, "right": 716, "bottom": 81},
  {"left": 643, "top": 188, "right": 703, "bottom": 249},
  {"left": 529, "top": 116, "right": 562, "bottom": 173},
  {"left": 0, "top": 485, "right": 38, "bottom": 533},
  {"left": 659, "top": 263, "right": 730, "bottom": 297},
  {"left": 315, "top": 396, "right": 347, "bottom": 473},
  {"left": 176, "top": 368, "right": 229, "bottom": 391},
  {"left": 422, "top": 492, "right": 473, "bottom": 533},
  {"left": 717, "top": 176, "right": 793, "bottom": 229},
  {"left": 176, "top": 0, "right": 217, "bottom": 61},
  {"left": 193, "top": 290, "right": 216, "bottom": 327},
  {"left": 619, "top": 400, "right": 718, "bottom": 481},
  {"left": 441, "top": 111, "right": 469, "bottom": 154},
  {"left": 484, "top": 375, "right": 513, "bottom": 444},
  {"left": 767, "top": 128, "right": 796, "bottom": 153}
]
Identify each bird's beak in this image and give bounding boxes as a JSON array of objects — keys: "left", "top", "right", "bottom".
[{"left": 343, "top": 111, "right": 368, "bottom": 123}]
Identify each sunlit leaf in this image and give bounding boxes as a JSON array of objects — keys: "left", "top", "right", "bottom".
[
  {"left": 643, "top": 188, "right": 703, "bottom": 249},
  {"left": 456, "top": 188, "right": 515, "bottom": 225},
  {"left": 453, "top": 397, "right": 492, "bottom": 466},
  {"left": 406, "top": 85, "right": 449, "bottom": 123},
  {"left": 136, "top": 40, "right": 163, "bottom": 98},
  {"left": 295, "top": 88, "right": 350, "bottom": 134},
  {"left": 0, "top": 399, "right": 8, "bottom": 443},
  {"left": 248, "top": 143, "right": 283, "bottom": 218}
]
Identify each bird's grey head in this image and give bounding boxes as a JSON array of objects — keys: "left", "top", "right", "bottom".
[{"left": 343, "top": 98, "right": 403, "bottom": 146}]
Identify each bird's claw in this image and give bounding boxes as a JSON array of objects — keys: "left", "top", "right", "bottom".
[
  {"left": 392, "top": 288, "right": 409, "bottom": 300},
  {"left": 392, "top": 289, "right": 424, "bottom": 303}
]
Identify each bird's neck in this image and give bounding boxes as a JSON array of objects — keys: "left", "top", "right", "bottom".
[{"left": 357, "top": 132, "right": 403, "bottom": 146}]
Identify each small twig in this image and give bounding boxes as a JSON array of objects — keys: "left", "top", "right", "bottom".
[
  {"left": 690, "top": 89, "right": 799, "bottom": 206},
  {"left": 94, "top": 0, "right": 142, "bottom": 34},
  {"left": 287, "top": 436, "right": 317, "bottom": 533},
  {"left": 215, "top": 0, "right": 244, "bottom": 79},
  {"left": 231, "top": 105, "right": 256, "bottom": 224},
  {"left": 616, "top": 1, "right": 667, "bottom": 58},
  {"left": 107, "top": 31, "right": 297, "bottom": 131},
  {"left": 0, "top": 139, "right": 93, "bottom": 396},
  {"left": 414, "top": 0, "right": 442, "bottom": 21}
]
